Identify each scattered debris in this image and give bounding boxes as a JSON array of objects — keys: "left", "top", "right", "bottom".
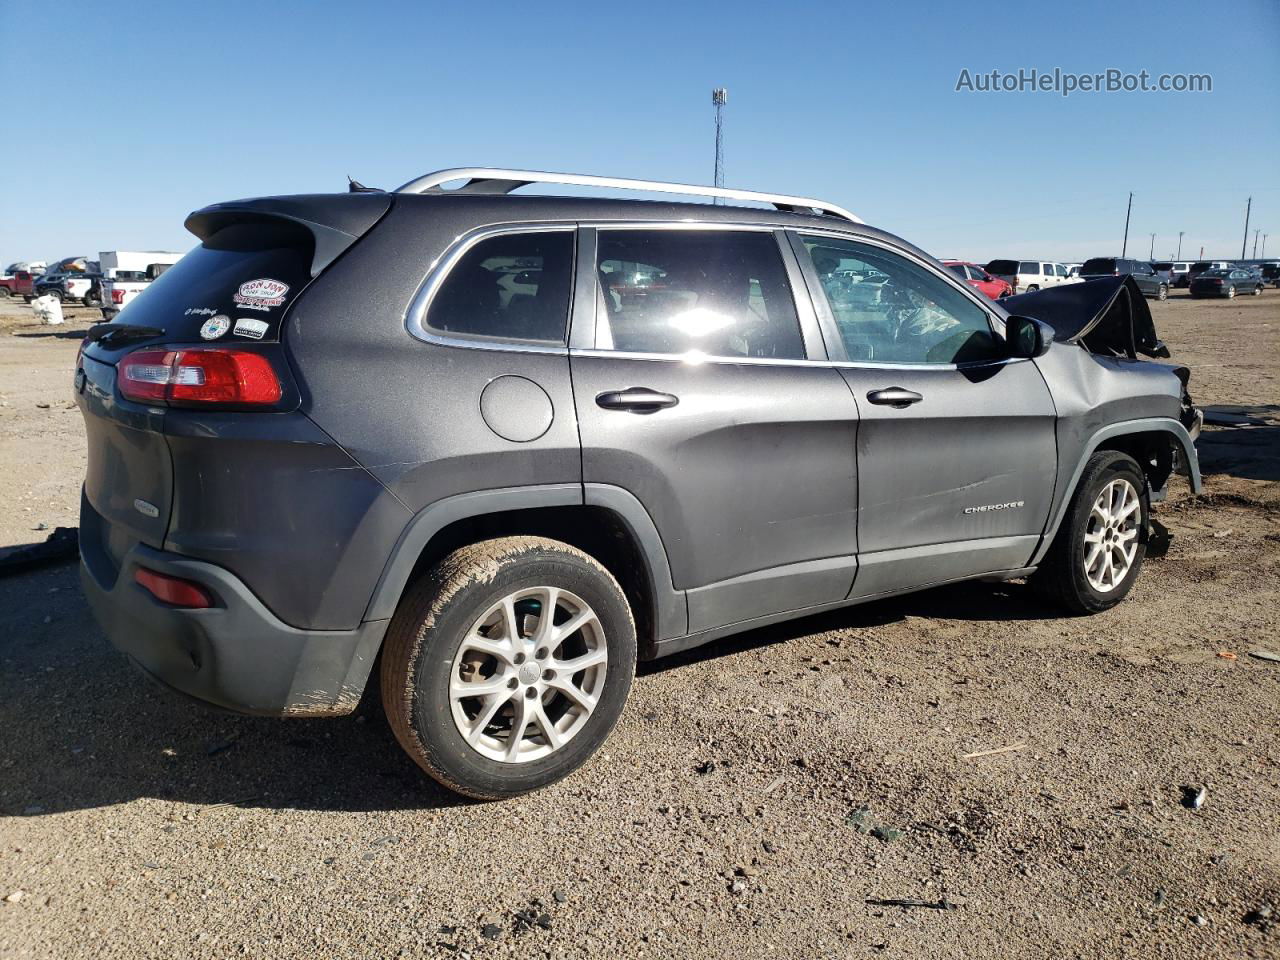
[
  {"left": 695, "top": 761, "right": 716, "bottom": 775},
  {"left": 866, "top": 897, "right": 958, "bottom": 911},
  {"left": 1212, "top": 529, "right": 1233, "bottom": 539},
  {"left": 205, "top": 737, "right": 240, "bottom": 757},
  {"left": 870, "top": 826, "right": 903, "bottom": 844},
  {"left": 480, "top": 923, "right": 502, "bottom": 940},
  {"left": 551, "top": 890, "right": 567, "bottom": 905},
  {"left": 844, "top": 807, "right": 871, "bottom": 831},
  {"left": 1182, "top": 786, "right": 1207, "bottom": 810},
  {"left": 1190, "top": 913, "right": 1208, "bottom": 926},
  {"left": 728, "top": 879, "right": 748, "bottom": 895},
  {"left": 1243, "top": 905, "right": 1273, "bottom": 930},
  {"left": 1216, "top": 651, "right": 1238, "bottom": 660},
  {"left": 762, "top": 776, "right": 786, "bottom": 795},
  {"left": 1248, "top": 649, "right": 1280, "bottom": 664},
  {"left": 963, "top": 742, "right": 1027, "bottom": 760},
  {"left": 1153, "top": 888, "right": 1167, "bottom": 908},
  {"left": 3, "top": 891, "right": 24, "bottom": 904}
]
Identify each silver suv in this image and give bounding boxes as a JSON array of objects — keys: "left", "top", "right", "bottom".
[{"left": 75, "top": 168, "right": 1202, "bottom": 798}]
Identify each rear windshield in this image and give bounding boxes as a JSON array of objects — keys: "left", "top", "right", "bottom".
[
  {"left": 1152, "top": 262, "right": 1172, "bottom": 271},
  {"left": 984, "top": 260, "right": 1017, "bottom": 274},
  {"left": 1081, "top": 258, "right": 1117, "bottom": 274},
  {"left": 109, "top": 222, "right": 314, "bottom": 342},
  {"left": 1190, "top": 262, "right": 1212, "bottom": 271}
]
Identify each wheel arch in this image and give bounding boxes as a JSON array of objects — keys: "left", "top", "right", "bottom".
[
  {"left": 1030, "top": 418, "right": 1201, "bottom": 567},
  {"left": 362, "top": 484, "right": 686, "bottom": 658}
]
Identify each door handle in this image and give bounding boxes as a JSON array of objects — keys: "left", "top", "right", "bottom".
[
  {"left": 596, "top": 387, "right": 679, "bottom": 412},
  {"left": 866, "top": 387, "right": 923, "bottom": 408}
]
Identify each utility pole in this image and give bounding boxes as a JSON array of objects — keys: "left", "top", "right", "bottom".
[
  {"left": 1149, "top": 233, "right": 1156, "bottom": 259},
  {"left": 1199, "top": 245, "right": 1204, "bottom": 259},
  {"left": 1241, "top": 197, "right": 1251, "bottom": 260},
  {"left": 1253, "top": 229, "right": 1260, "bottom": 259},
  {"left": 711, "top": 88, "right": 728, "bottom": 201},
  {"left": 1177, "top": 231, "right": 1184, "bottom": 259},
  {"left": 1264, "top": 234, "right": 1269, "bottom": 259},
  {"left": 1121, "top": 192, "right": 1133, "bottom": 257}
]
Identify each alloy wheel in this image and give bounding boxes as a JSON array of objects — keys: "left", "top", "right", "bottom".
[
  {"left": 449, "top": 586, "right": 607, "bottom": 763},
  {"left": 1083, "top": 477, "right": 1140, "bottom": 593}
]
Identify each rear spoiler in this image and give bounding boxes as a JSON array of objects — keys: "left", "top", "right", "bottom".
[
  {"left": 999, "top": 276, "right": 1169, "bottom": 359},
  {"left": 184, "top": 193, "right": 392, "bottom": 277}
]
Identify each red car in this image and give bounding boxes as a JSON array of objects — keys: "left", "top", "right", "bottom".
[{"left": 942, "top": 260, "right": 1012, "bottom": 300}]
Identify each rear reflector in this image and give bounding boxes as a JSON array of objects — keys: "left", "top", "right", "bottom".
[
  {"left": 119, "top": 347, "right": 282, "bottom": 406},
  {"left": 134, "top": 567, "right": 215, "bottom": 608}
]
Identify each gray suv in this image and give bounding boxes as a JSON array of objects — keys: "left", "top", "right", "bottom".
[{"left": 76, "top": 168, "right": 1202, "bottom": 798}]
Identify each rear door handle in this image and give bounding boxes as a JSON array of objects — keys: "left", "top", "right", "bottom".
[
  {"left": 596, "top": 387, "right": 679, "bottom": 412},
  {"left": 866, "top": 387, "right": 923, "bottom": 408}
]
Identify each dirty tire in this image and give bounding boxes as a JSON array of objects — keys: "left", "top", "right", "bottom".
[
  {"left": 380, "top": 536, "right": 636, "bottom": 800},
  {"left": 1252, "top": 285, "right": 1262, "bottom": 296},
  {"left": 1031, "top": 451, "right": 1149, "bottom": 615},
  {"left": 1158, "top": 284, "right": 1168, "bottom": 301},
  {"left": 1226, "top": 285, "right": 1236, "bottom": 299}
]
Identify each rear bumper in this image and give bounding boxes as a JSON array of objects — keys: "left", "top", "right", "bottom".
[{"left": 80, "top": 501, "right": 387, "bottom": 717}]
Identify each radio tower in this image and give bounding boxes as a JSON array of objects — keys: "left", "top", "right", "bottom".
[{"left": 712, "top": 87, "right": 728, "bottom": 202}]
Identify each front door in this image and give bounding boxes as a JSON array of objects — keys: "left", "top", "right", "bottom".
[
  {"left": 791, "top": 232, "right": 1058, "bottom": 599},
  {"left": 569, "top": 226, "right": 861, "bottom": 636}
]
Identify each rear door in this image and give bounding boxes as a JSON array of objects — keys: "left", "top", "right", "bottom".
[
  {"left": 792, "top": 232, "right": 1057, "bottom": 598},
  {"left": 569, "top": 225, "right": 860, "bottom": 636}
]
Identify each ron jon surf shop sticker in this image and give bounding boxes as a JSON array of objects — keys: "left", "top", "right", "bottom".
[{"left": 233, "top": 278, "right": 290, "bottom": 312}]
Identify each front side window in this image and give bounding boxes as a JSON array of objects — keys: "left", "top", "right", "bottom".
[
  {"left": 593, "top": 230, "right": 805, "bottom": 359},
  {"left": 1055, "top": 264, "right": 1068, "bottom": 277},
  {"left": 801, "top": 235, "right": 999, "bottom": 365},
  {"left": 427, "top": 231, "right": 574, "bottom": 343}
]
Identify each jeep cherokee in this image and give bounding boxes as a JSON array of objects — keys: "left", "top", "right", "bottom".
[{"left": 76, "top": 168, "right": 1202, "bottom": 799}]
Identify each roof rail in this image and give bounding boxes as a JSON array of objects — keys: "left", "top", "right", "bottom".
[{"left": 393, "top": 167, "right": 862, "bottom": 223}]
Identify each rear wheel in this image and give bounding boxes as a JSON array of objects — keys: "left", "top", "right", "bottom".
[
  {"left": 1026, "top": 284, "right": 1040, "bottom": 293},
  {"left": 1157, "top": 284, "right": 1168, "bottom": 301},
  {"left": 1226, "top": 285, "right": 1236, "bottom": 299},
  {"left": 0, "top": 287, "right": 10, "bottom": 299},
  {"left": 43, "top": 289, "right": 63, "bottom": 303},
  {"left": 1031, "top": 451, "right": 1149, "bottom": 615},
  {"left": 380, "top": 536, "right": 636, "bottom": 799}
]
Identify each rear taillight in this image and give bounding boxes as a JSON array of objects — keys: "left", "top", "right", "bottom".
[
  {"left": 111, "top": 289, "right": 125, "bottom": 304},
  {"left": 119, "top": 347, "right": 283, "bottom": 407},
  {"left": 135, "top": 567, "right": 214, "bottom": 608}
]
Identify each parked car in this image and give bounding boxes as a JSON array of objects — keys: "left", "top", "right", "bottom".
[
  {"left": 1190, "top": 268, "right": 1265, "bottom": 298},
  {"left": 1078, "top": 258, "right": 1168, "bottom": 300},
  {"left": 1187, "top": 261, "right": 1231, "bottom": 285},
  {"left": 1153, "top": 261, "right": 1191, "bottom": 287},
  {"left": 99, "top": 250, "right": 183, "bottom": 319},
  {"left": 0, "top": 268, "right": 37, "bottom": 300},
  {"left": 1260, "top": 263, "right": 1280, "bottom": 288},
  {"left": 76, "top": 167, "right": 1202, "bottom": 799},
  {"left": 942, "top": 260, "right": 1012, "bottom": 299},
  {"left": 34, "top": 269, "right": 103, "bottom": 305},
  {"left": 983, "top": 259, "right": 1079, "bottom": 294}
]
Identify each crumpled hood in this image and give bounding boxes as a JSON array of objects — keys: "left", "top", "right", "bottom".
[{"left": 1000, "top": 276, "right": 1169, "bottom": 359}]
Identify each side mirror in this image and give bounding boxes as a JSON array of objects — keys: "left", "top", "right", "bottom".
[{"left": 1005, "top": 315, "right": 1054, "bottom": 359}]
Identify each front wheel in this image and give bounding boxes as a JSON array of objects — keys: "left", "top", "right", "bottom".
[
  {"left": 1252, "top": 285, "right": 1262, "bottom": 296},
  {"left": 1031, "top": 451, "right": 1149, "bottom": 615},
  {"left": 380, "top": 536, "right": 636, "bottom": 799},
  {"left": 1157, "top": 284, "right": 1168, "bottom": 301},
  {"left": 1226, "top": 285, "right": 1236, "bottom": 299}
]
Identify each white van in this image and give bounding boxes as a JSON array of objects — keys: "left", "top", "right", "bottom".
[{"left": 99, "top": 250, "right": 183, "bottom": 319}]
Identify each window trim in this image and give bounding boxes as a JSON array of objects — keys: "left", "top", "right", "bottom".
[
  {"left": 787, "top": 228, "right": 1009, "bottom": 369},
  {"left": 404, "top": 222, "right": 577, "bottom": 354}
]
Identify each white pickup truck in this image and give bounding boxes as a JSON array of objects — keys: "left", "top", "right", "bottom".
[{"left": 99, "top": 250, "right": 184, "bottom": 319}]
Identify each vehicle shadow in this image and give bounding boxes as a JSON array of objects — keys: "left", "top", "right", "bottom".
[
  {"left": 0, "top": 564, "right": 472, "bottom": 817},
  {"left": 13, "top": 325, "right": 94, "bottom": 340},
  {"left": 1196, "top": 404, "right": 1280, "bottom": 484},
  {"left": 640, "top": 576, "right": 1048, "bottom": 677}
]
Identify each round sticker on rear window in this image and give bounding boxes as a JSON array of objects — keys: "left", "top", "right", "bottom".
[{"left": 200, "top": 314, "right": 230, "bottom": 340}]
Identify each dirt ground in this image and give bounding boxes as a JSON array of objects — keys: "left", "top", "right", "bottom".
[{"left": 0, "top": 291, "right": 1277, "bottom": 960}]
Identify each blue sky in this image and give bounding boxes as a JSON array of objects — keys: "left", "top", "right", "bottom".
[{"left": 1, "top": 0, "right": 1277, "bottom": 267}]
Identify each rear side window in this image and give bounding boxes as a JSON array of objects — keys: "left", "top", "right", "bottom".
[
  {"left": 1018, "top": 261, "right": 1039, "bottom": 274},
  {"left": 946, "top": 264, "right": 967, "bottom": 278},
  {"left": 593, "top": 230, "right": 804, "bottom": 359},
  {"left": 110, "top": 222, "right": 312, "bottom": 342},
  {"left": 428, "top": 231, "right": 574, "bottom": 344}
]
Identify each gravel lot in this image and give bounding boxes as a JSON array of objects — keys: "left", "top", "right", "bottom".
[{"left": 1, "top": 293, "right": 1277, "bottom": 959}]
